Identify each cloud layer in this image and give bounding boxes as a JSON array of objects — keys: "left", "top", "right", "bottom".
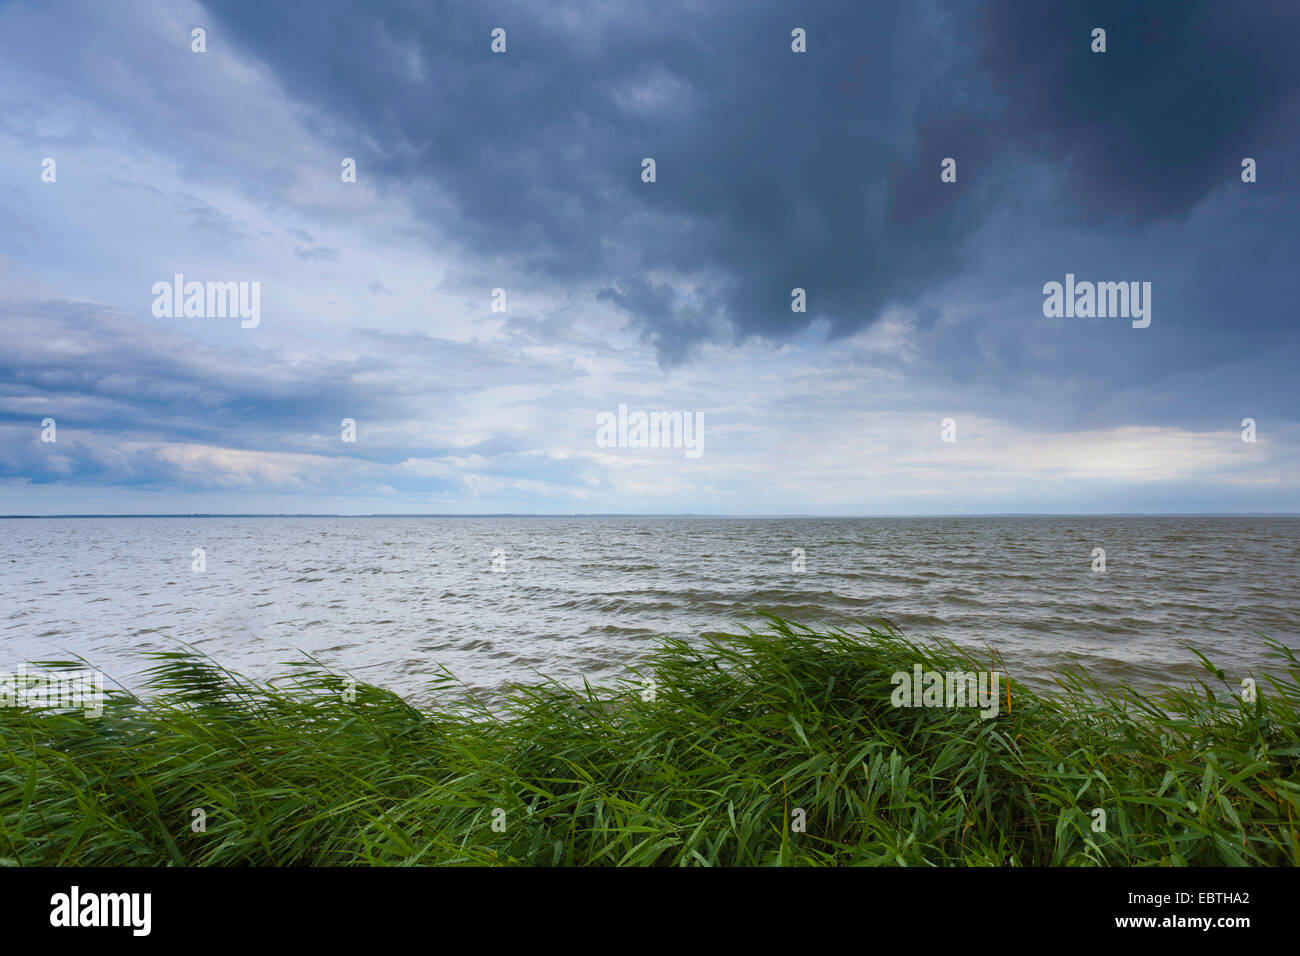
[{"left": 0, "top": 0, "right": 1297, "bottom": 513}]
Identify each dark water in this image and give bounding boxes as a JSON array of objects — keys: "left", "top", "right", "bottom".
[{"left": 1, "top": 516, "right": 1296, "bottom": 699}]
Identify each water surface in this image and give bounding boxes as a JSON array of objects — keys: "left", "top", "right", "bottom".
[{"left": 2, "top": 516, "right": 1296, "bottom": 700}]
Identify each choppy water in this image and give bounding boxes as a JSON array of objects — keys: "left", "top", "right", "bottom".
[{"left": 1, "top": 516, "right": 1297, "bottom": 700}]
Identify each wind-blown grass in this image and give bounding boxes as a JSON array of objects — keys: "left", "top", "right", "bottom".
[{"left": 2, "top": 616, "right": 1297, "bottom": 866}]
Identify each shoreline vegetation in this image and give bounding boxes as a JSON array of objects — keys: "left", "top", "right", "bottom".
[{"left": 2, "top": 617, "right": 1297, "bottom": 866}]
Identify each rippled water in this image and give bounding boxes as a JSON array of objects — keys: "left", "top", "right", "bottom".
[{"left": 1, "top": 517, "right": 1297, "bottom": 700}]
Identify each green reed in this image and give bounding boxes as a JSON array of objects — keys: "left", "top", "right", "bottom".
[{"left": 2, "top": 616, "right": 1297, "bottom": 866}]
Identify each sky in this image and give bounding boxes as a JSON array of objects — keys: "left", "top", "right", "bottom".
[{"left": 0, "top": 0, "right": 1297, "bottom": 515}]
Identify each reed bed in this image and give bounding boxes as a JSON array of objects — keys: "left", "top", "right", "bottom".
[{"left": 2, "top": 617, "right": 1297, "bottom": 866}]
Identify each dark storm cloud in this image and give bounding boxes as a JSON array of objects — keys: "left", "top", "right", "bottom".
[
  {"left": 200, "top": 0, "right": 1300, "bottom": 368},
  {"left": 595, "top": 277, "right": 727, "bottom": 367},
  {"left": 199, "top": 0, "right": 975, "bottom": 360},
  {"left": 965, "top": 0, "right": 1300, "bottom": 222}
]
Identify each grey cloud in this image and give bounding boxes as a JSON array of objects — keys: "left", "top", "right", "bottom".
[{"left": 195, "top": 0, "right": 1300, "bottom": 375}]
